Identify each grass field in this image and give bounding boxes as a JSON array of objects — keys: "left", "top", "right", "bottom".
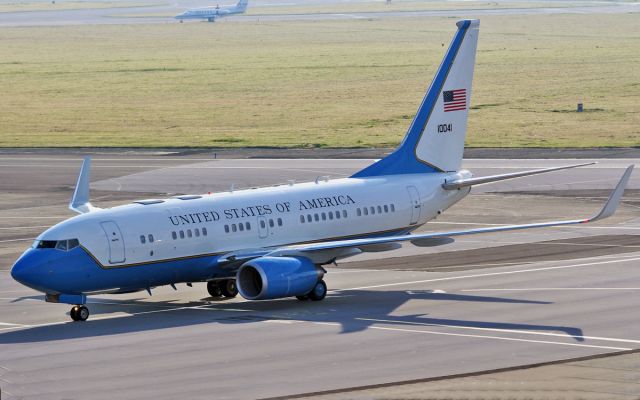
[{"left": 0, "top": 12, "right": 638, "bottom": 148}]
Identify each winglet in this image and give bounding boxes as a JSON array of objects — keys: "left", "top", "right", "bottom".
[
  {"left": 69, "top": 156, "right": 99, "bottom": 214},
  {"left": 588, "top": 165, "right": 634, "bottom": 222}
]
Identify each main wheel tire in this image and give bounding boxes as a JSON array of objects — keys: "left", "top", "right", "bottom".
[
  {"left": 77, "top": 306, "right": 90, "bottom": 321},
  {"left": 308, "top": 280, "right": 327, "bottom": 301},
  {"left": 220, "top": 279, "right": 238, "bottom": 298},
  {"left": 207, "top": 281, "right": 223, "bottom": 297},
  {"left": 70, "top": 305, "right": 80, "bottom": 321}
]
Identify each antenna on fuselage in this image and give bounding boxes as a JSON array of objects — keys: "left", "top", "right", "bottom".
[{"left": 69, "top": 156, "right": 100, "bottom": 214}]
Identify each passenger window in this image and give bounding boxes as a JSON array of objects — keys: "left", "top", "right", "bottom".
[
  {"left": 377, "top": 205, "right": 382, "bottom": 214},
  {"left": 246, "top": 222, "right": 251, "bottom": 230},
  {"left": 328, "top": 211, "right": 334, "bottom": 220},
  {"left": 172, "top": 231, "right": 177, "bottom": 240},
  {"left": 307, "top": 214, "right": 312, "bottom": 223},
  {"left": 187, "top": 229, "right": 192, "bottom": 238},
  {"left": 225, "top": 225, "right": 229, "bottom": 233},
  {"left": 314, "top": 214, "right": 319, "bottom": 222},
  {"left": 384, "top": 205, "right": 389, "bottom": 213},
  {"left": 357, "top": 208, "right": 361, "bottom": 217},
  {"left": 370, "top": 206, "right": 375, "bottom": 215},
  {"left": 390, "top": 204, "right": 395, "bottom": 212},
  {"left": 68, "top": 239, "right": 80, "bottom": 249},
  {"left": 55, "top": 240, "right": 68, "bottom": 251},
  {"left": 300, "top": 215, "right": 305, "bottom": 223},
  {"left": 335, "top": 211, "right": 340, "bottom": 219},
  {"left": 321, "top": 212, "right": 326, "bottom": 221},
  {"left": 342, "top": 210, "right": 347, "bottom": 218},
  {"left": 363, "top": 208, "right": 369, "bottom": 216},
  {"left": 269, "top": 219, "right": 274, "bottom": 228},
  {"left": 232, "top": 224, "right": 237, "bottom": 233},
  {"left": 180, "top": 230, "right": 185, "bottom": 239},
  {"left": 148, "top": 234, "right": 154, "bottom": 243},
  {"left": 202, "top": 227, "right": 208, "bottom": 236},
  {"left": 239, "top": 223, "right": 244, "bottom": 232},
  {"left": 195, "top": 228, "right": 200, "bottom": 237},
  {"left": 140, "top": 235, "right": 146, "bottom": 244},
  {"left": 260, "top": 220, "right": 266, "bottom": 229},
  {"left": 277, "top": 218, "right": 283, "bottom": 226}
]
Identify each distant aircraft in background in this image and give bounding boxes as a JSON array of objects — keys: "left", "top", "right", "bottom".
[{"left": 175, "top": 0, "right": 248, "bottom": 22}]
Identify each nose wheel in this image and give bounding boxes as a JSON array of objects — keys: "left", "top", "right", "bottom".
[{"left": 70, "top": 305, "right": 89, "bottom": 322}]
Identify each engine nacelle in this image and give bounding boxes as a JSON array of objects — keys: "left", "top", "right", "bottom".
[{"left": 236, "top": 256, "right": 323, "bottom": 300}]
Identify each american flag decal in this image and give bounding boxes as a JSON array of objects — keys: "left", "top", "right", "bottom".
[{"left": 443, "top": 89, "right": 467, "bottom": 112}]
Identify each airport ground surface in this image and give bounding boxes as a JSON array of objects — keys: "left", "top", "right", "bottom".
[
  {"left": 0, "top": 153, "right": 639, "bottom": 399},
  {"left": 0, "top": 0, "right": 637, "bottom": 26}
]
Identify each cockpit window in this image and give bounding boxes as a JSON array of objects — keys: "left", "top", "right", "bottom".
[
  {"left": 35, "top": 239, "right": 80, "bottom": 251},
  {"left": 35, "top": 240, "right": 57, "bottom": 249}
]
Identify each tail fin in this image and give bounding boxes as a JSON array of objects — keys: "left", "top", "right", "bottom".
[
  {"left": 352, "top": 19, "right": 479, "bottom": 178},
  {"left": 236, "top": 0, "right": 248, "bottom": 11}
]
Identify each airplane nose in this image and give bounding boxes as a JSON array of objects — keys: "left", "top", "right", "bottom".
[
  {"left": 11, "top": 250, "right": 36, "bottom": 286},
  {"left": 10, "top": 249, "right": 49, "bottom": 292}
]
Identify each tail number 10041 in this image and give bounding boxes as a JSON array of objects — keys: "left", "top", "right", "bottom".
[{"left": 438, "top": 123, "right": 453, "bottom": 133}]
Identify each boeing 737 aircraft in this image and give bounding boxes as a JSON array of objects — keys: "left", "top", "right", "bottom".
[
  {"left": 175, "top": 0, "right": 248, "bottom": 22},
  {"left": 11, "top": 20, "right": 633, "bottom": 322}
]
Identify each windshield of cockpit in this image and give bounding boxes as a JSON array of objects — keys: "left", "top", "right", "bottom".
[{"left": 32, "top": 239, "right": 80, "bottom": 251}]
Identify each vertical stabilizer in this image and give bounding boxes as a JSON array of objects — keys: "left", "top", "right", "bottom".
[
  {"left": 352, "top": 19, "right": 479, "bottom": 177},
  {"left": 236, "top": 0, "right": 248, "bottom": 12}
]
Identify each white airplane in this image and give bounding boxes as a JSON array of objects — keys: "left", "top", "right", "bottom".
[
  {"left": 11, "top": 20, "right": 633, "bottom": 322},
  {"left": 175, "top": 0, "right": 248, "bottom": 22}
]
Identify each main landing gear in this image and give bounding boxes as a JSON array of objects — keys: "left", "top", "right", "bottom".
[
  {"left": 207, "top": 279, "right": 238, "bottom": 298},
  {"left": 70, "top": 305, "right": 90, "bottom": 322},
  {"left": 296, "top": 280, "right": 327, "bottom": 302}
]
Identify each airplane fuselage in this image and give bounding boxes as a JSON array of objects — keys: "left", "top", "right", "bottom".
[{"left": 13, "top": 172, "right": 471, "bottom": 296}]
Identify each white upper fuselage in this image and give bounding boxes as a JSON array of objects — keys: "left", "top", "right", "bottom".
[
  {"left": 38, "top": 172, "right": 471, "bottom": 269},
  {"left": 175, "top": 4, "right": 243, "bottom": 20}
]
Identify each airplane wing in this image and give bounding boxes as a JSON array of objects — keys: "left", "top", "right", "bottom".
[{"left": 220, "top": 165, "right": 633, "bottom": 264}]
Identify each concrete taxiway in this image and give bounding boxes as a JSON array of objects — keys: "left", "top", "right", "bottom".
[{"left": 0, "top": 153, "right": 639, "bottom": 399}]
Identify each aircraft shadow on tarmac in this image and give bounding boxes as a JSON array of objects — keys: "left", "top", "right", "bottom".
[{"left": 0, "top": 290, "right": 585, "bottom": 344}]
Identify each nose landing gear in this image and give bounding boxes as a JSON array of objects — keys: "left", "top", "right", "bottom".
[{"left": 70, "top": 305, "right": 90, "bottom": 322}]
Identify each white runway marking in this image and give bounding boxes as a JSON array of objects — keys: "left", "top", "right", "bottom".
[
  {"left": 358, "top": 317, "right": 640, "bottom": 345},
  {"left": 308, "top": 321, "right": 632, "bottom": 352},
  {"left": 338, "top": 255, "right": 640, "bottom": 291},
  {"left": 463, "top": 288, "right": 640, "bottom": 292},
  {"left": 0, "top": 216, "right": 68, "bottom": 219},
  {"left": 0, "top": 225, "right": 51, "bottom": 230},
  {"left": 0, "top": 238, "right": 32, "bottom": 243},
  {"left": 0, "top": 322, "right": 23, "bottom": 327}
]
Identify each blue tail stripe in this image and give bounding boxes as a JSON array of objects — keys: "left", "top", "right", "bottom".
[{"left": 351, "top": 20, "right": 471, "bottom": 178}]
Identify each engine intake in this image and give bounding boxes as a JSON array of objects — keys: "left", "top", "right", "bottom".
[{"left": 236, "top": 256, "right": 323, "bottom": 300}]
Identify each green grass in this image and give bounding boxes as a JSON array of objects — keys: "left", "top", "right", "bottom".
[{"left": 0, "top": 12, "right": 638, "bottom": 148}]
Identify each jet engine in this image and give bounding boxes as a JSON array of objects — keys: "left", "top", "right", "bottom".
[{"left": 236, "top": 256, "right": 323, "bottom": 300}]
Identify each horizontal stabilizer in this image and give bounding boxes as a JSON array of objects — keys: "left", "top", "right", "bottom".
[{"left": 442, "top": 162, "right": 595, "bottom": 190}]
